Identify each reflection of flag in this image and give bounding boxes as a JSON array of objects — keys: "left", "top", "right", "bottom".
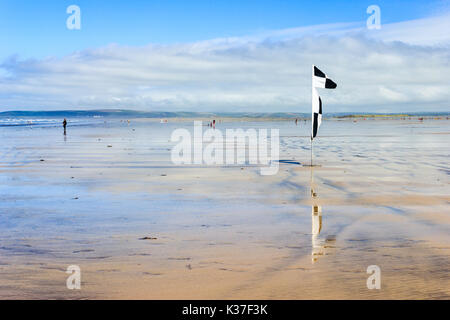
[
  {"left": 312, "top": 204, "right": 322, "bottom": 235},
  {"left": 311, "top": 65, "right": 337, "bottom": 140}
]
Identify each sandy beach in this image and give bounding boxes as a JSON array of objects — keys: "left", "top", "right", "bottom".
[{"left": 0, "top": 117, "right": 449, "bottom": 299}]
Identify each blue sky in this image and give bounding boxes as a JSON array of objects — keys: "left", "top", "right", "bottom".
[
  {"left": 0, "top": 0, "right": 449, "bottom": 112},
  {"left": 0, "top": 0, "right": 443, "bottom": 60}
]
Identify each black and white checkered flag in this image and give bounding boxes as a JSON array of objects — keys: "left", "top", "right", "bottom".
[{"left": 311, "top": 65, "right": 337, "bottom": 140}]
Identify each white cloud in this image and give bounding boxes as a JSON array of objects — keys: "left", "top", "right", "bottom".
[
  {"left": 369, "top": 13, "right": 450, "bottom": 46},
  {"left": 1, "top": 13, "right": 450, "bottom": 112}
]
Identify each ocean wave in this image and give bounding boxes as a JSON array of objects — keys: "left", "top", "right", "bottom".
[{"left": 0, "top": 118, "right": 83, "bottom": 127}]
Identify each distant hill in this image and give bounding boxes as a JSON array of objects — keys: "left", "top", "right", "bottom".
[{"left": 0, "top": 110, "right": 310, "bottom": 119}]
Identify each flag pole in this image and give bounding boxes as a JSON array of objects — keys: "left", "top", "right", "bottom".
[{"left": 311, "top": 64, "right": 314, "bottom": 167}]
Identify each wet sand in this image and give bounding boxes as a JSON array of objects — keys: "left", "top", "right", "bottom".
[{"left": 0, "top": 118, "right": 449, "bottom": 299}]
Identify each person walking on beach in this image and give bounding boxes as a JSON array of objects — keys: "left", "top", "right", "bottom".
[{"left": 63, "top": 118, "right": 67, "bottom": 135}]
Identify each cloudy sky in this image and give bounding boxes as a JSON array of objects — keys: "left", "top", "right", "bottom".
[{"left": 0, "top": 0, "right": 449, "bottom": 112}]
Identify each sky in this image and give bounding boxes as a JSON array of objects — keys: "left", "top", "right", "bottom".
[{"left": 0, "top": 0, "right": 449, "bottom": 112}]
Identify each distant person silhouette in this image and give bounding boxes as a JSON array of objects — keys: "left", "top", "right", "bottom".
[{"left": 63, "top": 118, "right": 67, "bottom": 135}]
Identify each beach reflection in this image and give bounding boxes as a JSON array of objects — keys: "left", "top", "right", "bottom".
[
  {"left": 310, "top": 167, "right": 336, "bottom": 263},
  {"left": 311, "top": 167, "right": 322, "bottom": 262}
]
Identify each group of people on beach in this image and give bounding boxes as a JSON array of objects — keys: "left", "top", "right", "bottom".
[
  {"left": 61, "top": 117, "right": 304, "bottom": 135},
  {"left": 207, "top": 119, "right": 216, "bottom": 128}
]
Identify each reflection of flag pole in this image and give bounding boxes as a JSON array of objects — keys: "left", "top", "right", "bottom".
[
  {"left": 311, "top": 166, "right": 322, "bottom": 263},
  {"left": 311, "top": 65, "right": 337, "bottom": 166}
]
